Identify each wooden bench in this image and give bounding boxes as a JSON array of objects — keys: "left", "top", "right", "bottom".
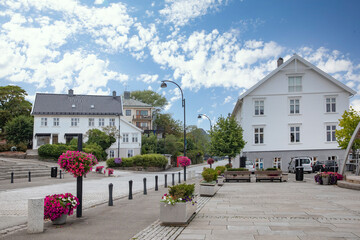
[
  {"left": 224, "top": 171, "right": 251, "bottom": 182},
  {"left": 255, "top": 170, "right": 283, "bottom": 182}
]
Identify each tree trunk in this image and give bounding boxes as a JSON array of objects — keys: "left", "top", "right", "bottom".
[{"left": 228, "top": 157, "right": 231, "bottom": 165}]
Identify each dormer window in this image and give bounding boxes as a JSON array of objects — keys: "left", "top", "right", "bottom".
[{"left": 72, "top": 104, "right": 76, "bottom": 108}]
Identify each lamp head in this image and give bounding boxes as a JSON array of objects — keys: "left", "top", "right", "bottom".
[
  {"left": 198, "top": 114, "right": 202, "bottom": 119},
  {"left": 160, "top": 82, "right": 167, "bottom": 88}
]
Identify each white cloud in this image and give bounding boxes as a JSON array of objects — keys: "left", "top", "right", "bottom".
[
  {"left": 197, "top": 107, "right": 203, "bottom": 113},
  {"left": 159, "top": 0, "right": 225, "bottom": 27},
  {"left": 94, "top": 0, "right": 104, "bottom": 5},
  {"left": 350, "top": 98, "right": 360, "bottom": 112},
  {"left": 223, "top": 96, "right": 232, "bottom": 104},
  {"left": 137, "top": 74, "right": 159, "bottom": 83}
]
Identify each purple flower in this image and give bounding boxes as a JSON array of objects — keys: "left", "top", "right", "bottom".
[{"left": 114, "top": 158, "right": 122, "bottom": 164}]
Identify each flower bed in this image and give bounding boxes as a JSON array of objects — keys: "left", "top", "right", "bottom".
[
  {"left": 44, "top": 193, "right": 79, "bottom": 221},
  {"left": 96, "top": 166, "right": 104, "bottom": 173},
  {"left": 314, "top": 172, "right": 343, "bottom": 185}
]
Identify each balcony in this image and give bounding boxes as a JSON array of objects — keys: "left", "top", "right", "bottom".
[{"left": 133, "top": 115, "right": 152, "bottom": 120}]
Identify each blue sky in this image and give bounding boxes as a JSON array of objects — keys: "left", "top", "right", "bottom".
[{"left": 1, "top": 0, "right": 360, "bottom": 131}]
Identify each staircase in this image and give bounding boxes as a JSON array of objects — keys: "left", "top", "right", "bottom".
[{"left": 337, "top": 176, "right": 360, "bottom": 191}]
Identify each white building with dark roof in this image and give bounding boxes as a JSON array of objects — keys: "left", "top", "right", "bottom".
[
  {"left": 32, "top": 90, "right": 143, "bottom": 159},
  {"left": 232, "top": 54, "right": 357, "bottom": 170}
]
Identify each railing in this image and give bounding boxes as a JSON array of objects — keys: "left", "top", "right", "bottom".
[{"left": 133, "top": 115, "right": 152, "bottom": 120}]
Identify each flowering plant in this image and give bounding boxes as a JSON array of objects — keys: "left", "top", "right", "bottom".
[
  {"left": 44, "top": 193, "right": 79, "bottom": 221},
  {"left": 96, "top": 166, "right": 104, "bottom": 173},
  {"left": 207, "top": 158, "right": 215, "bottom": 165},
  {"left": 161, "top": 183, "right": 196, "bottom": 205},
  {"left": 161, "top": 193, "right": 196, "bottom": 206},
  {"left": 178, "top": 156, "right": 191, "bottom": 167},
  {"left": 114, "top": 158, "right": 122, "bottom": 165},
  {"left": 58, "top": 151, "right": 98, "bottom": 177},
  {"left": 107, "top": 168, "right": 114, "bottom": 176},
  {"left": 314, "top": 172, "right": 343, "bottom": 185}
]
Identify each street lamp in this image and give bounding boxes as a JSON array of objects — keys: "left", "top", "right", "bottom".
[
  {"left": 161, "top": 80, "right": 187, "bottom": 181},
  {"left": 198, "top": 114, "right": 212, "bottom": 130}
]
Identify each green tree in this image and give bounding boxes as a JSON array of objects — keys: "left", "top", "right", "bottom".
[
  {"left": 210, "top": 115, "right": 245, "bottom": 164},
  {"left": 335, "top": 107, "right": 360, "bottom": 150},
  {"left": 154, "top": 113, "right": 182, "bottom": 137},
  {"left": 187, "top": 125, "right": 210, "bottom": 155},
  {"left": 85, "top": 129, "right": 116, "bottom": 151},
  {"left": 0, "top": 85, "right": 32, "bottom": 131},
  {"left": 131, "top": 90, "right": 168, "bottom": 110},
  {"left": 141, "top": 134, "right": 158, "bottom": 154},
  {"left": 4, "top": 115, "right": 33, "bottom": 145}
]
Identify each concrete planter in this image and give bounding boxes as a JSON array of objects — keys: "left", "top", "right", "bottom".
[
  {"left": 217, "top": 176, "right": 225, "bottom": 186},
  {"left": 51, "top": 214, "right": 67, "bottom": 225},
  {"left": 322, "top": 176, "right": 330, "bottom": 185},
  {"left": 160, "top": 200, "right": 197, "bottom": 225},
  {"left": 199, "top": 182, "right": 217, "bottom": 196}
]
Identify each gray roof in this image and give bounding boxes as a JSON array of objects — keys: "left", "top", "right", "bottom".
[
  {"left": 123, "top": 98, "right": 152, "bottom": 108},
  {"left": 32, "top": 93, "right": 123, "bottom": 115}
]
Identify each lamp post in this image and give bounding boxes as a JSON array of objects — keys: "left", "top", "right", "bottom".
[
  {"left": 161, "top": 80, "right": 187, "bottom": 181},
  {"left": 198, "top": 114, "right": 212, "bottom": 130}
]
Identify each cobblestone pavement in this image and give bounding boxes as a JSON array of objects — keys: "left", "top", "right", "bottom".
[{"left": 176, "top": 176, "right": 360, "bottom": 240}]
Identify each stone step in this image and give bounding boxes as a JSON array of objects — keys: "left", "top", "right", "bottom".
[
  {"left": 337, "top": 180, "right": 360, "bottom": 191},
  {"left": 346, "top": 176, "right": 360, "bottom": 184}
]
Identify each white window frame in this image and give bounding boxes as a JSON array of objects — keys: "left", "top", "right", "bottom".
[
  {"left": 53, "top": 118, "right": 59, "bottom": 126},
  {"left": 254, "top": 99, "right": 265, "bottom": 116},
  {"left": 89, "top": 118, "right": 94, "bottom": 127},
  {"left": 109, "top": 118, "right": 115, "bottom": 127},
  {"left": 109, "top": 150, "right": 114, "bottom": 158},
  {"left": 325, "top": 97, "right": 336, "bottom": 113},
  {"left": 255, "top": 158, "right": 264, "bottom": 170},
  {"left": 326, "top": 124, "right": 337, "bottom": 142},
  {"left": 289, "top": 98, "right": 300, "bottom": 114},
  {"left": 288, "top": 76, "right": 302, "bottom": 92},
  {"left": 123, "top": 133, "right": 129, "bottom": 143},
  {"left": 41, "top": 117, "right": 47, "bottom": 126},
  {"left": 127, "top": 149, "right": 134, "bottom": 157},
  {"left": 132, "top": 134, "right": 138, "bottom": 143},
  {"left": 98, "top": 118, "right": 105, "bottom": 127},
  {"left": 273, "top": 157, "right": 281, "bottom": 169},
  {"left": 71, "top": 118, "right": 79, "bottom": 127},
  {"left": 254, "top": 127, "right": 264, "bottom": 144},
  {"left": 290, "top": 125, "right": 301, "bottom": 143}
]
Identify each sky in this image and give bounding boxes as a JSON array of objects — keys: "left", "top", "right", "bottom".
[{"left": 1, "top": 0, "right": 360, "bottom": 131}]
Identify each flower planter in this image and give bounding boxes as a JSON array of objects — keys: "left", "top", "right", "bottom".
[
  {"left": 322, "top": 176, "right": 330, "bottom": 185},
  {"left": 160, "top": 200, "right": 197, "bottom": 225},
  {"left": 51, "top": 214, "right": 67, "bottom": 225},
  {"left": 217, "top": 176, "right": 225, "bottom": 186},
  {"left": 199, "top": 182, "right": 217, "bottom": 197}
]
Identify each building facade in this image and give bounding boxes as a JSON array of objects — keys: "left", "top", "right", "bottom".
[
  {"left": 232, "top": 54, "right": 357, "bottom": 170},
  {"left": 32, "top": 90, "right": 142, "bottom": 159}
]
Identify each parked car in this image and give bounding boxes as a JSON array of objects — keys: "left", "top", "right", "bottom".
[
  {"left": 312, "top": 160, "right": 338, "bottom": 172},
  {"left": 288, "top": 157, "right": 312, "bottom": 173},
  {"left": 245, "top": 160, "right": 255, "bottom": 173}
]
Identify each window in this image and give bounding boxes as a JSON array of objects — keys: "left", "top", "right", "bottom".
[
  {"left": 326, "top": 125, "right": 336, "bottom": 142},
  {"left": 290, "top": 99, "right": 300, "bottom": 114},
  {"left": 128, "top": 149, "right": 134, "bottom": 157},
  {"left": 273, "top": 158, "right": 281, "bottom": 169},
  {"left": 99, "top": 118, "right": 105, "bottom": 127},
  {"left": 52, "top": 134, "right": 58, "bottom": 144},
  {"left": 37, "top": 136, "right": 50, "bottom": 146},
  {"left": 255, "top": 158, "right": 264, "bottom": 169},
  {"left": 326, "top": 97, "right": 336, "bottom": 113},
  {"left": 89, "top": 118, "right": 94, "bottom": 127},
  {"left": 290, "top": 126, "right": 300, "bottom": 143},
  {"left": 254, "top": 127, "right": 264, "bottom": 144},
  {"left": 41, "top": 118, "right": 47, "bottom": 126},
  {"left": 126, "top": 110, "right": 131, "bottom": 116},
  {"left": 109, "top": 118, "right": 115, "bottom": 127},
  {"left": 254, "top": 100, "right": 264, "bottom": 116},
  {"left": 141, "top": 122, "right": 148, "bottom": 128},
  {"left": 71, "top": 118, "right": 79, "bottom": 126},
  {"left": 123, "top": 133, "right": 129, "bottom": 143},
  {"left": 132, "top": 134, "right": 138, "bottom": 143},
  {"left": 136, "top": 110, "right": 148, "bottom": 116},
  {"left": 109, "top": 150, "right": 114, "bottom": 158},
  {"left": 53, "top": 118, "right": 59, "bottom": 126},
  {"left": 288, "top": 76, "right": 302, "bottom": 92},
  {"left": 328, "top": 156, "right": 337, "bottom": 161}
]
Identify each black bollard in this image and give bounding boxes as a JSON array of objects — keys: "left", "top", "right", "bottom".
[
  {"left": 155, "top": 175, "right": 158, "bottom": 191},
  {"left": 129, "top": 180, "right": 133, "bottom": 200},
  {"left": 28, "top": 171, "right": 31, "bottom": 182},
  {"left": 164, "top": 174, "right": 167, "bottom": 188},
  {"left": 11, "top": 172, "right": 14, "bottom": 183},
  {"left": 184, "top": 166, "right": 187, "bottom": 181},
  {"left": 76, "top": 134, "right": 83, "bottom": 218},
  {"left": 143, "top": 178, "right": 147, "bottom": 195},
  {"left": 59, "top": 170, "right": 62, "bottom": 179},
  {"left": 178, "top": 172, "right": 181, "bottom": 183},
  {"left": 108, "top": 183, "right": 113, "bottom": 206},
  {"left": 172, "top": 173, "right": 175, "bottom": 186}
]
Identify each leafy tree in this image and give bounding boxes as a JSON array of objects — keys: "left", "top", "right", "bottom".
[
  {"left": 141, "top": 134, "right": 158, "bottom": 154},
  {"left": 0, "top": 85, "right": 32, "bottom": 131},
  {"left": 85, "top": 129, "right": 116, "bottom": 151},
  {"left": 187, "top": 125, "right": 210, "bottom": 155},
  {"left": 4, "top": 115, "right": 33, "bottom": 145},
  {"left": 210, "top": 115, "right": 246, "bottom": 164},
  {"left": 335, "top": 107, "right": 360, "bottom": 150},
  {"left": 131, "top": 90, "right": 168, "bottom": 109},
  {"left": 154, "top": 113, "right": 182, "bottom": 137}
]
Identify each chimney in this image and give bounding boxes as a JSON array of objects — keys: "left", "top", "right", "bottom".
[
  {"left": 124, "top": 91, "right": 130, "bottom": 99},
  {"left": 68, "top": 89, "right": 74, "bottom": 96},
  {"left": 277, "top": 57, "right": 283, "bottom": 67},
  {"left": 112, "top": 91, "right": 116, "bottom": 98}
]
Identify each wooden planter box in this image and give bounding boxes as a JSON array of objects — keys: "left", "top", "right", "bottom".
[
  {"left": 224, "top": 171, "right": 251, "bottom": 182},
  {"left": 160, "top": 200, "right": 197, "bottom": 226},
  {"left": 255, "top": 170, "right": 283, "bottom": 182},
  {"left": 199, "top": 182, "right": 217, "bottom": 196}
]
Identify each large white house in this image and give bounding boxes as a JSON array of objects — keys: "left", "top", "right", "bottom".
[
  {"left": 232, "top": 54, "right": 357, "bottom": 170},
  {"left": 32, "top": 90, "right": 143, "bottom": 159}
]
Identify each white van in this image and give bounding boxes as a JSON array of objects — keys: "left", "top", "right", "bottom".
[{"left": 288, "top": 157, "right": 312, "bottom": 173}]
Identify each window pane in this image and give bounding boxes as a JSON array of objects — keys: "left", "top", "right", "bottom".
[
  {"left": 296, "top": 133, "right": 300, "bottom": 142},
  {"left": 260, "top": 134, "right": 263, "bottom": 143},
  {"left": 332, "top": 103, "right": 336, "bottom": 112},
  {"left": 290, "top": 105, "right": 294, "bottom": 114}
]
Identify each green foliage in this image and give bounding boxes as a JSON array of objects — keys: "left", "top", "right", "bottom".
[
  {"left": 227, "top": 168, "right": 248, "bottom": 171},
  {"left": 0, "top": 85, "right": 32, "bottom": 131},
  {"left": 215, "top": 166, "right": 226, "bottom": 174},
  {"left": 4, "top": 115, "right": 33, "bottom": 145},
  {"left": 131, "top": 90, "right": 168, "bottom": 109},
  {"left": 121, "top": 158, "right": 134, "bottom": 167},
  {"left": 225, "top": 163, "right": 232, "bottom": 169},
  {"left": 83, "top": 143, "right": 106, "bottom": 161},
  {"left": 335, "top": 107, "right": 360, "bottom": 150},
  {"left": 86, "top": 129, "right": 116, "bottom": 151},
  {"left": 154, "top": 113, "right": 182, "bottom": 137},
  {"left": 210, "top": 115, "right": 245, "bottom": 163},
  {"left": 168, "top": 183, "right": 195, "bottom": 199},
  {"left": 201, "top": 168, "right": 218, "bottom": 182},
  {"left": 141, "top": 134, "right": 157, "bottom": 154},
  {"left": 0, "top": 143, "right": 27, "bottom": 152},
  {"left": 187, "top": 125, "right": 210, "bottom": 155},
  {"left": 187, "top": 149, "right": 203, "bottom": 164},
  {"left": 265, "top": 167, "right": 279, "bottom": 171},
  {"left": 106, "top": 158, "right": 116, "bottom": 168},
  {"left": 105, "top": 154, "right": 167, "bottom": 168}
]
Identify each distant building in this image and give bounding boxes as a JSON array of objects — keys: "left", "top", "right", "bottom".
[
  {"left": 232, "top": 54, "right": 356, "bottom": 170},
  {"left": 32, "top": 90, "right": 142, "bottom": 158}
]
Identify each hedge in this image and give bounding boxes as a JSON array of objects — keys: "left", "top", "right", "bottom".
[
  {"left": 227, "top": 168, "right": 248, "bottom": 171},
  {"left": 106, "top": 154, "right": 167, "bottom": 168},
  {"left": 0, "top": 143, "right": 27, "bottom": 152}
]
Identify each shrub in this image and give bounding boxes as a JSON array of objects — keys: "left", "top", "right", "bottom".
[
  {"left": 202, "top": 168, "right": 218, "bottom": 182},
  {"left": 38, "top": 144, "right": 56, "bottom": 158},
  {"left": 0, "top": 143, "right": 11, "bottom": 152},
  {"left": 187, "top": 150, "right": 203, "bottom": 164},
  {"left": 121, "top": 158, "right": 133, "bottom": 167},
  {"left": 83, "top": 143, "right": 106, "bottom": 161},
  {"left": 215, "top": 166, "right": 226, "bottom": 175},
  {"left": 225, "top": 163, "right": 232, "bottom": 169},
  {"left": 106, "top": 158, "right": 116, "bottom": 168},
  {"left": 168, "top": 183, "right": 195, "bottom": 200},
  {"left": 265, "top": 167, "right": 279, "bottom": 171},
  {"left": 227, "top": 168, "right": 248, "bottom": 171}
]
